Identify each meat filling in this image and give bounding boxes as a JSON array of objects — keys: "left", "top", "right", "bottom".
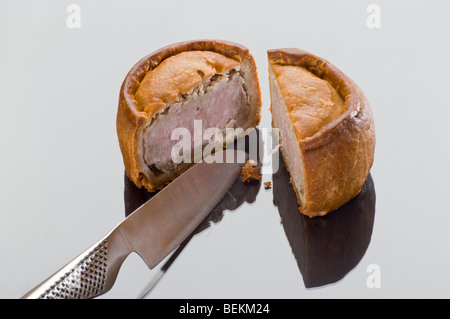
[
  {"left": 142, "top": 69, "right": 250, "bottom": 175},
  {"left": 269, "top": 68, "right": 306, "bottom": 203}
]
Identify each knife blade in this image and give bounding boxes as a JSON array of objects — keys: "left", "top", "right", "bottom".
[{"left": 22, "top": 149, "right": 248, "bottom": 299}]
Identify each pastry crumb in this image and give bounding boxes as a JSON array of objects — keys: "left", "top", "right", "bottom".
[
  {"left": 241, "top": 160, "right": 261, "bottom": 182},
  {"left": 264, "top": 181, "right": 272, "bottom": 189}
]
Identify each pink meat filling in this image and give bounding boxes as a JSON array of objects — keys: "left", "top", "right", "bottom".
[
  {"left": 143, "top": 71, "right": 250, "bottom": 174},
  {"left": 269, "top": 69, "right": 305, "bottom": 201}
]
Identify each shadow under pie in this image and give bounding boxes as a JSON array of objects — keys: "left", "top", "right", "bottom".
[{"left": 272, "top": 151, "right": 376, "bottom": 288}]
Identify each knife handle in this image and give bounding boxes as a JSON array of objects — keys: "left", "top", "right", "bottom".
[{"left": 22, "top": 232, "right": 128, "bottom": 299}]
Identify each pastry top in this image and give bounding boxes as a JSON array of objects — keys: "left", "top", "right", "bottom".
[
  {"left": 135, "top": 51, "right": 240, "bottom": 118},
  {"left": 271, "top": 64, "right": 346, "bottom": 140},
  {"left": 268, "top": 48, "right": 369, "bottom": 152}
]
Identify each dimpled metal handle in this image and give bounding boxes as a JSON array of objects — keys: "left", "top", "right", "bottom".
[
  {"left": 22, "top": 231, "right": 129, "bottom": 299},
  {"left": 41, "top": 240, "right": 108, "bottom": 299}
]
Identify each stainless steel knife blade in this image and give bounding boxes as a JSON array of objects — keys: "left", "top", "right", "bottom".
[{"left": 22, "top": 149, "right": 248, "bottom": 299}]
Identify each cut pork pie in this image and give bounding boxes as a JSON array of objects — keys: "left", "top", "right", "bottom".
[
  {"left": 268, "top": 48, "right": 375, "bottom": 218},
  {"left": 117, "top": 40, "right": 262, "bottom": 191}
]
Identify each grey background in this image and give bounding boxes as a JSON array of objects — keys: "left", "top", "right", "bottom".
[{"left": 1, "top": 0, "right": 449, "bottom": 298}]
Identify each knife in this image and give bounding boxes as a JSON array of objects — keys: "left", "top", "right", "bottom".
[
  {"left": 135, "top": 164, "right": 262, "bottom": 299},
  {"left": 22, "top": 149, "right": 248, "bottom": 299}
]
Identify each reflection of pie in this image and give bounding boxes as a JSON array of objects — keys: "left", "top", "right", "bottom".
[
  {"left": 117, "top": 40, "right": 262, "bottom": 192},
  {"left": 268, "top": 48, "right": 375, "bottom": 217}
]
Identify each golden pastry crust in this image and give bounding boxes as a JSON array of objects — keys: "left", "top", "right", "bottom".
[
  {"left": 240, "top": 160, "right": 261, "bottom": 182},
  {"left": 117, "top": 40, "right": 262, "bottom": 191},
  {"left": 268, "top": 48, "right": 375, "bottom": 217},
  {"left": 271, "top": 64, "right": 346, "bottom": 140}
]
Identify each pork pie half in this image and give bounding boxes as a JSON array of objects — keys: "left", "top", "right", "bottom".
[
  {"left": 268, "top": 48, "right": 375, "bottom": 217},
  {"left": 117, "top": 40, "right": 262, "bottom": 191}
]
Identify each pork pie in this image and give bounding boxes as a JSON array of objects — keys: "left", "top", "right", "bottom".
[
  {"left": 268, "top": 48, "right": 375, "bottom": 217},
  {"left": 117, "top": 40, "right": 262, "bottom": 191}
]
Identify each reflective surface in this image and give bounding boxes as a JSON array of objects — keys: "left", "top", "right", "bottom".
[
  {"left": 273, "top": 153, "right": 376, "bottom": 288},
  {"left": 3, "top": 0, "right": 450, "bottom": 299},
  {"left": 124, "top": 148, "right": 375, "bottom": 296}
]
